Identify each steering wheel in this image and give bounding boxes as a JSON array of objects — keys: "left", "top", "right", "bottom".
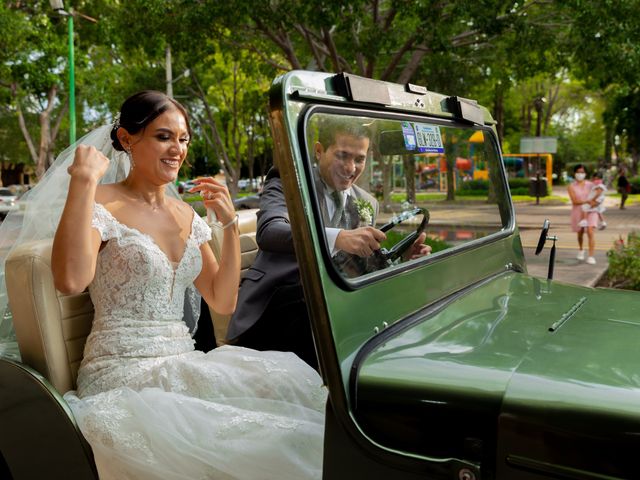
[
  {"left": 535, "top": 219, "right": 550, "bottom": 255},
  {"left": 333, "top": 207, "right": 430, "bottom": 278},
  {"left": 374, "top": 207, "right": 430, "bottom": 264}
]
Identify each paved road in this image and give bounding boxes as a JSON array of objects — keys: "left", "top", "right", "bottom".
[{"left": 516, "top": 188, "right": 639, "bottom": 287}]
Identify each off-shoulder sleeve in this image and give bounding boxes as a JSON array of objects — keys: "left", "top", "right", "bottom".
[
  {"left": 91, "top": 203, "right": 119, "bottom": 241},
  {"left": 192, "top": 212, "right": 212, "bottom": 246}
]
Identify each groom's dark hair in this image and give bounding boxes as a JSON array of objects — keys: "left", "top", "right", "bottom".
[
  {"left": 317, "top": 116, "right": 372, "bottom": 150},
  {"left": 111, "top": 90, "right": 191, "bottom": 151}
]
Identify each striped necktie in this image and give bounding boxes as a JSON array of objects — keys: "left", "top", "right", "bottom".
[{"left": 330, "top": 190, "right": 345, "bottom": 227}]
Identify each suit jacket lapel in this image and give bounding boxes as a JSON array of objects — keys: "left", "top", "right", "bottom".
[{"left": 313, "top": 169, "right": 331, "bottom": 225}]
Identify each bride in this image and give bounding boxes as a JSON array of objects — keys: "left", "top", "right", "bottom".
[{"left": 44, "top": 90, "right": 326, "bottom": 479}]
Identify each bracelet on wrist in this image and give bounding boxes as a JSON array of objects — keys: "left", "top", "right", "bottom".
[{"left": 219, "top": 214, "right": 238, "bottom": 230}]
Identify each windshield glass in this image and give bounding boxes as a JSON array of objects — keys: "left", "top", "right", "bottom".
[{"left": 304, "top": 111, "right": 510, "bottom": 281}]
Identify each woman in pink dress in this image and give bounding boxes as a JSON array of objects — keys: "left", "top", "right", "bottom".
[{"left": 568, "top": 164, "right": 598, "bottom": 264}]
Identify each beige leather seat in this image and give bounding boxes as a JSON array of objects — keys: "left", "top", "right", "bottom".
[
  {"left": 5, "top": 209, "right": 259, "bottom": 392},
  {"left": 5, "top": 240, "right": 93, "bottom": 394},
  {"left": 207, "top": 209, "right": 258, "bottom": 345}
]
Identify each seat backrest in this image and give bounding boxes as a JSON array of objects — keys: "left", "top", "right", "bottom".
[
  {"left": 208, "top": 209, "right": 259, "bottom": 345},
  {"left": 5, "top": 240, "right": 94, "bottom": 394}
]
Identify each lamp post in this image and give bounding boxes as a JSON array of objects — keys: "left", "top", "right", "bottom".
[
  {"left": 50, "top": 1, "right": 96, "bottom": 144},
  {"left": 533, "top": 96, "right": 547, "bottom": 205},
  {"left": 165, "top": 44, "right": 190, "bottom": 99}
]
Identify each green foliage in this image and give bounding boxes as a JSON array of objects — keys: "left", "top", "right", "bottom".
[
  {"left": 606, "top": 232, "right": 640, "bottom": 291},
  {"left": 3, "top": 0, "right": 639, "bottom": 184},
  {"left": 381, "top": 230, "right": 451, "bottom": 254},
  {"left": 565, "top": 0, "right": 640, "bottom": 89},
  {"left": 457, "top": 178, "right": 548, "bottom": 196}
]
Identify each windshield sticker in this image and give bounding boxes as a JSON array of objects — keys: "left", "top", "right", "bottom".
[
  {"left": 401, "top": 122, "right": 417, "bottom": 150},
  {"left": 413, "top": 124, "right": 444, "bottom": 153}
]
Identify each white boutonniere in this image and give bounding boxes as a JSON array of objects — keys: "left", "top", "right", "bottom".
[{"left": 354, "top": 198, "right": 374, "bottom": 226}]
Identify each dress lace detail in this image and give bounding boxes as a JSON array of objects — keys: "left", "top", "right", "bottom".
[
  {"left": 64, "top": 203, "right": 326, "bottom": 479},
  {"left": 192, "top": 213, "right": 212, "bottom": 246}
]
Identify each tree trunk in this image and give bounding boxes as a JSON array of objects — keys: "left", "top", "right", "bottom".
[
  {"left": 403, "top": 155, "right": 416, "bottom": 204},
  {"left": 35, "top": 85, "right": 59, "bottom": 178},
  {"left": 604, "top": 122, "right": 613, "bottom": 166},
  {"left": 445, "top": 137, "right": 457, "bottom": 201},
  {"left": 493, "top": 83, "right": 505, "bottom": 146},
  {"left": 377, "top": 150, "right": 393, "bottom": 213}
]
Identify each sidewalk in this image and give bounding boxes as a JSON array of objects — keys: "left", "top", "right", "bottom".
[{"left": 515, "top": 188, "right": 640, "bottom": 287}]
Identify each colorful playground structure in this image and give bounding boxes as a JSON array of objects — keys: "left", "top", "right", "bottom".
[{"left": 410, "top": 129, "right": 554, "bottom": 192}]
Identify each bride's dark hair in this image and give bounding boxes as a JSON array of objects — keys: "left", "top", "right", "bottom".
[{"left": 110, "top": 90, "right": 191, "bottom": 151}]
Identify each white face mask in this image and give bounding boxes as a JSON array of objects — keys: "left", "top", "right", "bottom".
[{"left": 575, "top": 172, "right": 586, "bottom": 181}]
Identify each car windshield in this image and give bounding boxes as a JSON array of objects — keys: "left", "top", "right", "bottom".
[
  {"left": 303, "top": 111, "right": 510, "bottom": 282},
  {"left": 0, "top": 189, "right": 13, "bottom": 197}
]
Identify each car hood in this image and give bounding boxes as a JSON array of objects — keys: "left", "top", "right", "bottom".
[{"left": 354, "top": 272, "right": 640, "bottom": 473}]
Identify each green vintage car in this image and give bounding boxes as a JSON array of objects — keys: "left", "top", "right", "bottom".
[{"left": 1, "top": 70, "right": 639, "bottom": 480}]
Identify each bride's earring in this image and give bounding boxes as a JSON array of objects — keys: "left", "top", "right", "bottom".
[{"left": 126, "top": 146, "right": 135, "bottom": 169}]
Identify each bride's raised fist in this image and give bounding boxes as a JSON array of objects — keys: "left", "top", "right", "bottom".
[{"left": 67, "top": 144, "right": 110, "bottom": 183}]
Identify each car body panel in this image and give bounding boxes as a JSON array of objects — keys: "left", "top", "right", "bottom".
[
  {"left": 0, "top": 359, "right": 98, "bottom": 479},
  {"left": 355, "top": 274, "right": 640, "bottom": 463}
]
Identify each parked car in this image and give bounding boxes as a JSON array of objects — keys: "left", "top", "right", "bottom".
[
  {"left": 1, "top": 70, "right": 640, "bottom": 480},
  {"left": 177, "top": 180, "right": 198, "bottom": 194},
  {"left": 237, "top": 178, "right": 262, "bottom": 191},
  {"left": 0, "top": 187, "right": 18, "bottom": 219},
  {"left": 233, "top": 194, "right": 261, "bottom": 210}
]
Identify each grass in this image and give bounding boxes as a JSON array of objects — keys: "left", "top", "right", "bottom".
[
  {"left": 389, "top": 192, "right": 568, "bottom": 204},
  {"left": 511, "top": 195, "right": 569, "bottom": 204},
  {"left": 608, "top": 193, "right": 639, "bottom": 207},
  {"left": 381, "top": 230, "right": 452, "bottom": 253}
]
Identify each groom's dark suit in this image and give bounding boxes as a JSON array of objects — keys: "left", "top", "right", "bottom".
[{"left": 227, "top": 167, "right": 378, "bottom": 368}]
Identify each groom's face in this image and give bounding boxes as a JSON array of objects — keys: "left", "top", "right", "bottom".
[{"left": 316, "top": 133, "right": 370, "bottom": 192}]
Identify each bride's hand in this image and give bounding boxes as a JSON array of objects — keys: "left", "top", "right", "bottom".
[
  {"left": 67, "top": 145, "right": 110, "bottom": 183},
  {"left": 190, "top": 177, "right": 236, "bottom": 225}
]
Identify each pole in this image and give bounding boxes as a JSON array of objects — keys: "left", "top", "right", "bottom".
[
  {"left": 166, "top": 45, "right": 173, "bottom": 99},
  {"left": 534, "top": 98, "right": 543, "bottom": 206},
  {"left": 68, "top": 14, "right": 76, "bottom": 144}
]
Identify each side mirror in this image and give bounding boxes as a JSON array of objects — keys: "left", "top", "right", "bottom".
[{"left": 534, "top": 219, "right": 558, "bottom": 280}]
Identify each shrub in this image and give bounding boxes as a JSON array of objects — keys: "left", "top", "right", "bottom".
[
  {"left": 629, "top": 176, "right": 640, "bottom": 194},
  {"left": 381, "top": 231, "right": 451, "bottom": 254},
  {"left": 606, "top": 232, "right": 640, "bottom": 290},
  {"left": 457, "top": 180, "right": 489, "bottom": 196},
  {"left": 456, "top": 178, "right": 548, "bottom": 196}
]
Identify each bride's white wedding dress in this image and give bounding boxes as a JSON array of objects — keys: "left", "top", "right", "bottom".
[{"left": 63, "top": 203, "right": 326, "bottom": 480}]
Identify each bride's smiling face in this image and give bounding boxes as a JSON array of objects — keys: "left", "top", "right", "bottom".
[{"left": 128, "top": 108, "right": 190, "bottom": 184}]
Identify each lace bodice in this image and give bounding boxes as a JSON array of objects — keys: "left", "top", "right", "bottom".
[
  {"left": 89, "top": 202, "right": 210, "bottom": 321},
  {"left": 76, "top": 203, "right": 211, "bottom": 396}
]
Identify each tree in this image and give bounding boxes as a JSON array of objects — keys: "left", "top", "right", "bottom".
[{"left": 0, "top": 2, "right": 70, "bottom": 179}]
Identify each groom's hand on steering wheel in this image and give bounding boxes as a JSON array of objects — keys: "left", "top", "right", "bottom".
[
  {"left": 336, "top": 227, "right": 386, "bottom": 257},
  {"left": 403, "top": 232, "right": 432, "bottom": 260}
]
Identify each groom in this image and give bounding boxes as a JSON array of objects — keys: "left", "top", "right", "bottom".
[{"left": 227, "top": 118, "right": 427, "bottom": 369}]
